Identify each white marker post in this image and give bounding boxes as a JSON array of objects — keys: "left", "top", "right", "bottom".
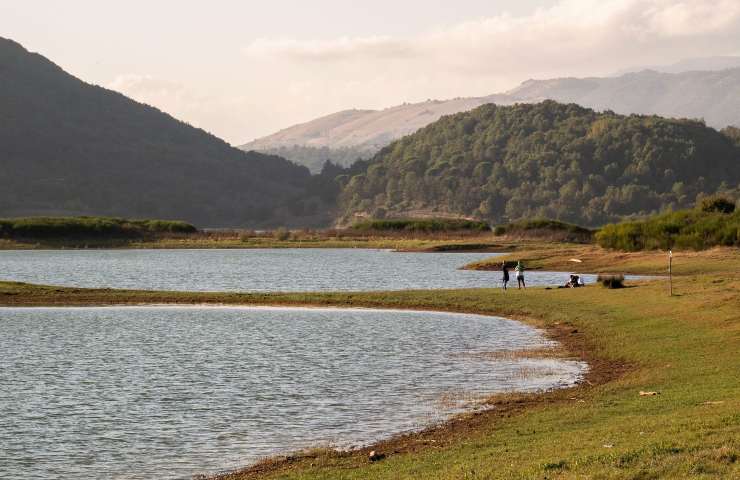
[{"left": 669, "top": 250, "right": 673, "bottom": 296}]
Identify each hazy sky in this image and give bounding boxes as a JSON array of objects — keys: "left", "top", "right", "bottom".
[{"left": 2, "top": 0, "right": 740, "bottom": 144}]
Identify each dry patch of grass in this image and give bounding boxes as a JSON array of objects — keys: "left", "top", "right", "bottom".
[{"left": 466, "top": 243, "right": 740, "bottom": 276}]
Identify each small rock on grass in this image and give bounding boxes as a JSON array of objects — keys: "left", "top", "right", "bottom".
[{"left": 639, "top": 391, "right": 660, "bottom": 396}]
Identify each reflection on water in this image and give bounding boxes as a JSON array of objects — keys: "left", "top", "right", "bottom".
[
  {"left": 0, "top": 306, "right": 586, "bottom": 479},
  {"left": 0, "top": 248, "right": 615, "bottom": 292}
]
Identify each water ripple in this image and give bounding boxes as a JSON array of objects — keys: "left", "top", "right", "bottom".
[{"left": 0, "top": 306, "right": 586, "bottom": 479}]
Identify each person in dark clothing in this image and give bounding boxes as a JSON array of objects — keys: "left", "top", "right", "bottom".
[{"left": 501, "top": 261, "right": 510, "bottom": 290}]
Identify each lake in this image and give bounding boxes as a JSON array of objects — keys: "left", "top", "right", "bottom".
[
  {"left": 0, "top": 306, "right": 586, "bottom": 479},
  {"left": 0, "top": 248, "right": 604, "bottom": 292}
]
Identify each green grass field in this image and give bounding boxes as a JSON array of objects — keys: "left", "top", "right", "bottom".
[{"left": 1, "top": 249, "right": 738, "bottom": 479}]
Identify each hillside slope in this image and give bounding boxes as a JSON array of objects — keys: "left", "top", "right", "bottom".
[
  {"left": 245, "top": 68, "right": 740, "bottom": 171},
  {"left": 0, "top": 37, "right": 328, "bottom": 227},
  {"left": 338, "top": 101, "right": 740, "bottom": 226}
]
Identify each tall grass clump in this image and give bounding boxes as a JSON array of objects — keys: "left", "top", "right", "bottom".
[{"left": 596, "top": 198, "right": 739, "bottom": 251}]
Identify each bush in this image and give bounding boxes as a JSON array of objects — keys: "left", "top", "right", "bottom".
[
  {"left": 597, "top": 274, "right": 625, "bottom": 289},
  {"left": 596, "top": 207, "right": 740, "bottom": 251},
  {"left": 699, "top": 195, "right": 736, "bottom": 214},
  {"left": 140, "top": 219, "right": 197, "bottom": 234}
]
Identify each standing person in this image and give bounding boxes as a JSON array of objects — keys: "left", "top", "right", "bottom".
[
  {"left": 515, "top": 260, "right": 526, "bottom": 289},
  {"left": 501, "top": 261, "right": 510, "bottom": 291}
]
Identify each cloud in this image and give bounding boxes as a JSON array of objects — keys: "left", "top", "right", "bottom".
[
  {"left": 641, "top": 1, "right": 740, "bottom": 36},
  {"left": 243, "top": 0, "right": 740, "bottom": 77},
  {"left": 244, "top": 36, "right": 417, "bottom": 62}
]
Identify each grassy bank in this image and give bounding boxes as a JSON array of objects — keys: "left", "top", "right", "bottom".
[
  {"left": 493, "top": 219, "right": 594, "bottom": 243},
  {"left": 0, "top": 216, "right": 197, "bottom": 248},
  {"left": 0, "top": 215, "right": 584, "bottom": 251},
  {"left": 465, "top": 243, "right": 740, "bottom": 276},
  {"left": 1, "top": 248, "right": 738, "bottom": 479},
  {"left": 0, "top": 216, "right": 196, "bottom": 237},
  {"left": 0, "top": 228, "right": 507, "bottom": 252}
]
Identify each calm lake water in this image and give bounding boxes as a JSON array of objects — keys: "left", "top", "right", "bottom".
[
  {"left": 0, "top": 248, "right": 604, "bottom": 291},
  {"left": 0, "top": 306, "right": 585, "bottom": 479}
]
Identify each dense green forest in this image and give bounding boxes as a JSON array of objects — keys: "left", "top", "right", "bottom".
[
  {"left": 337, "top": 101, "right": 740, "bottom": 226},
  {"left": 0, "top": 37, "right": 334, "bottom": 228}
]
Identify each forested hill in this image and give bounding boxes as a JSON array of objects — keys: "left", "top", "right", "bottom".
[
  {"left": 338, "top": 101, "right": 740, "bottom": 226},
  {"left": 0, "top": 37, "right": 329, "bottom": 227}
]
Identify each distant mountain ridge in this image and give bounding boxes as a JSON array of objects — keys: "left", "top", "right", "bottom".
[
  {"left": 242, "top": 96, "right": 511, "bottom": 172},
  {"left": 613, "top": 56, "right": 740, "bottom": 75},
  {"left": 243, "top": 67, "right": 740, "bottom": 171},
  {"left": 0, "top": 37, "right": 331, "bottom": 227}
]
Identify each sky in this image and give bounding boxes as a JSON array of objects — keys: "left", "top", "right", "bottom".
[{"left": 2, "top": 0, "right": 740, "bottom": 144}]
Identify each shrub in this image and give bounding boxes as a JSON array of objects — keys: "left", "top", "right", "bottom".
[
  {"left": 699, "top": 195, "right": 736, "bottom": 214},
  {"left": 598, "top": 274, "right": 625, "bottom": 289},
  {"left": 141, "top": 220, "right": 197, "bottom": 234},
  {"left": 596, "top": 206, "right": 740, "bottom": 251}
]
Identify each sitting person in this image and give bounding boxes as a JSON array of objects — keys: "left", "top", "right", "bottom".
[{"left": 566, "top": 274, "right": 584, "bottom": 288}]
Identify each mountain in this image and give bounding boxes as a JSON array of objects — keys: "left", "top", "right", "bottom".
[
  {"left": 241, "top": 96, "right": 512, "bottom": 172},
  {"left": 0, "top": 37, "right": 331, "bottom": 228},
  {"left": 244, "top": 68, "right": 740, "bottom": 171},
  {"left": 337, "top": 101, "right": 740, "bottom": 227},
  {"left": 614, "top": 56, "right": 740, "bottom": 75},
  {"left": 506, "top": 68, "right": 740, "bottom": 128}
]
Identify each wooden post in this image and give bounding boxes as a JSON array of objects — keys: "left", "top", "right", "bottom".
[{"left": 669, "top": 250, "right": 673, "bottom": 296}]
